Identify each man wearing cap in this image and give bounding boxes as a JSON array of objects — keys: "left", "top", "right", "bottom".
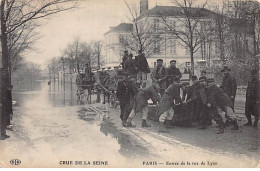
[
  {"left": 121, "top": 50, "right": 129, "bottom": 70},
  {"left": 125, "top": 83, "right": 161, "bottom": 127},
  {"left": 166, "top": 60, "right": 182, "bottom": 88},
  {"left": 116, "top": 72, "right": 137, "bottom": 126},
  {"left": 135, "top": 50, "right": 150, "bottom": 87},
  {"left": 157, "top": 77, "right": 183, "bottom": 133},
  {"left": 151, "top": 59, "right": 167, "bottom": 96},
  {"left": 244, "top": 69, "right": 259, "bottom": 127},
  {"left": 186, "top": 76, "right": 201, "bottom": 123},
  {"left": 206, "top": 78, "right": 239, "bottom": 133},
  {"left": 124, "top": 53, "right": 137, "bottom": 78},
  {"left": 201, "top": 70, "right": 207, "bottom": 77},
  {"left": 220, "top": 66, "right": 237, "bottom": 108}
]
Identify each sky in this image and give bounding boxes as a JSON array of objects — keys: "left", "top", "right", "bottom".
[
  {"left": 23, "top": 0, "right": 232, "bottom": 67},
  {"left": 24, "top": 0, "right": 171, "bottom": 67}
]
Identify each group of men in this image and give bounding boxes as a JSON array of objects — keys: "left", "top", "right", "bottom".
[
  {"left": 116, "top": 57, "right": 259, "bottom": 134},
  {"left": 121, "top": 50, "right": 150, "bottom": 87}
]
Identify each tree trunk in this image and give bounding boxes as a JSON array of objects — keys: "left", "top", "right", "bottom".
[
  {"left": 1, "top": 0, "right": 9, "bottom": 136},
  {"left": 190, "top": 50, "right": 194, "bottom": 76}
]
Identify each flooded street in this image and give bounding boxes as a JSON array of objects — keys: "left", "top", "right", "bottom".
[{"left": 0, "top": 80, "right": 259, "bottom": 168}]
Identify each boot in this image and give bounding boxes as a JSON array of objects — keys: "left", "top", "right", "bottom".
[
  {"left": 0, "top": 134, "right": 10, "bottom": 140},
  {"left": 243, "top": 115, "right": 252, "bottom": 126},
  {"left": 253, "top": 117, "right": 259, "bottom": 127},
  {"left": 158, "top": 122, "right": 169, "bottom": 133},
  {"left": 231, "top": 119, "right": 239, "bottom": 130},
  {"left": 124, "top": 118, "right": 136, "bottom": 127},
  {"left": 165, "top": 120, "right": 173, "bottom": 128},
  {"left": 217, "top": 121, "right": 224, "bottom": 134},
  {"left": 142, "top": 120, "right": 151, "bottom": 127}
]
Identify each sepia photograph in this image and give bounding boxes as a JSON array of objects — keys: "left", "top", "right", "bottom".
[{"left": 0, "top": 0, "right": 259, "bottom": 168}]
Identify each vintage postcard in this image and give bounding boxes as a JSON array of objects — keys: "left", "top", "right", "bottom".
[{"left": 0, "top": 0, "right": 259, "bottom": 168}]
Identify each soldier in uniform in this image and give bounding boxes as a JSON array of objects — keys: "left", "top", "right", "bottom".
[
  {"left": 116, "top": 72, "right": 137, "bottom": 126},
  {"left": 220, "top": 66, "right": 237, "bottom": 108},
  {"left": 125, "top": 83, "right": 161, "bottom": 127},
  {"left": 151, "top": 59, "right": 167, "bottom": 96},
  {"left": 157, "top": 77, "right": 183, "bottom": 133},
  {"left": 206, "top": 78, "right": 239, "bottom": 133},
  {"left": 166, "top": 60, "right": 182, "bottom": 88},
  {"left": 186, "top": 76, "right": 201, "bottom": 124},
  {"left": 244, "top": 69, "right": 259, "bottom": 127}
]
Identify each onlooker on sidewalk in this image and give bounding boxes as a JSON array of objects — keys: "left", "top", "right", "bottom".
[
  {"left": 220, "top": 66, "right": 237, "bottom": 109},
  {"left": 151, "top": 59, "right": 167, "bottom": 96},
  {"left": 244, "top": 69, "right": 259, "bottom": 127},
  {"left": 166, "top": 60, "right": 182, "bottom": 88},
  {"left": 124, "top": 53, "right": 138, "bottom": 79}
]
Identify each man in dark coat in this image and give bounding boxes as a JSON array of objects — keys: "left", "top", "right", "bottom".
[
  {"left": 151, "top": 59, "right": 167, "bottom": 96},
  {"left": 116, "top": 72, "right": 137, "bottom": 126},
  {"left": 126, "top": 83, "right": 161, "bottom": 127},
  {"left": 166, "top": 60, "right": 182, "bottom": 88},
  {"left": 220, "top": 66, "right": 237, "bottom": 108},
  {"left": 244, "top": 69, "right": 259, "bottom": 127},
  {"left": 157, "top": 77, "right": 183, "bottom": 133},
  {"left": 135, "top": 50, "right": 150, "bottom": 87},
  {"left": 124, "top": 53, "right": 137, "bottom": 78},
  {"left": 206, "top": 78, "right": 239, "bottom": 133},
  {"left": 121, "top": 50, "right": 129, "bottom": 70},
  {"left": 186, "top": 76, "right": 201, "bottom": 123}
]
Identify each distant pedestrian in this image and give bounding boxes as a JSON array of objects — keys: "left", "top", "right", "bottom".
[
  {"left": 135, "top": 50, "right": 150, "bottom": 87},
  {"left": 151, "top": 59, "right": 167, "bottom": 96},
  {"left": 244, "top": 69, "right": 259, "bottom": 127},
  {"left": 166, "top": 60, "right": 182, "bottom": 88}
]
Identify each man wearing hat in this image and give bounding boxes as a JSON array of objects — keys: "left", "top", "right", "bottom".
[
  {"left": 121, "top": 50, "right": 129, "bottom": 70},
  {"left": 220, "top": 66, "right": 237, "bottom": 108},
  {"left": 124, "top": 53, "right": 138, "bottom": 78},
  {"left": 206, "top": 78, "right": 239, "bottom": 133},
  {"left": 116, "top": 72, "right": 137, "bottom": 126},
  {"left": 125, "top": 83, "right": 161, "bottom": 128},
  {"left": 135, "top": 50, "right": 150, "bottom": 87},
  {"left": 157, "top": 77, "right": 183, "bottom": 133},
  {"left": 151, "top": 59, "right": 167, "bottom": 96},
  {"left": 186, "top": 76, "right": 201, "bottom": 124},
  {"left": 166, "top": 60, "right": 182, "bottom": 88},
  {"left": 244, "top": 69, "right": 259, "bottom": 127}
]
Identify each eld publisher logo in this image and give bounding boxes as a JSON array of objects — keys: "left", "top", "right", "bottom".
[{"left": 10, "top": 159, "right": 21, "bottom": 165}]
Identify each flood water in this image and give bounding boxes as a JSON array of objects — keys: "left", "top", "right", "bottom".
[{"left": 8, "top": 79, "right": 149, "bottom": 167}]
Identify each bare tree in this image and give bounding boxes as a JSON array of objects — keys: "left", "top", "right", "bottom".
[
  {"left": 0, "top": 0, "right": 78, "bottom": 135},
  {"left": 119, "top": 1, "right": 163, "bottom": 57},
  {"left": 91, "top": 41, "right": 103, "bottom": 70},
  {"left": 160, "top": 0, "right": 216, "bottom": 74}
]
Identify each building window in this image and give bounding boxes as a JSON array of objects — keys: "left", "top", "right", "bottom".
[
  {"left": 185, "top": 62, "right": 191, "bottom": 67},
  {"left": 170, "top": 40, "right": 176, "bottom": 54},
  {"left": 170, "top": 20, "right": 175, "bottom": 31},
  {"left": 185, "top": 46, "right": 189, "bottom": 55},
  {"left": 154, "top": 37, "right": 160, "bottom": 53},
  {"left": 154, "top": 19, "right": 159, "bottom": 32}
]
